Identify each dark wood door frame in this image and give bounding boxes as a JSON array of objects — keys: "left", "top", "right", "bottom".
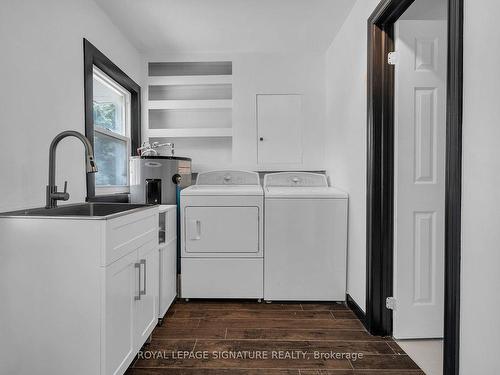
[{"left": 366, "top": 1, "right": 463, "bottom": 375}]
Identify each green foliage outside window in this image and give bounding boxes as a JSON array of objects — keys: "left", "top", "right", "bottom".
[{"left": 93, "top": 101, "right": 117, "bottom": 132}]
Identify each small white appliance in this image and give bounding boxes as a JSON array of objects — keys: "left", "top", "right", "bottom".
[
  {"left": 180, "top": 170, "right": 264, "bottom": 299},
  {"left": 263, "top": 172, "right": 348, "bottom": 301}
]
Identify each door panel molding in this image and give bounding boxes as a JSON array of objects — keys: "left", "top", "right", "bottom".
[{"left": 366, "top": 1, "right": 463, "bottom": 375}]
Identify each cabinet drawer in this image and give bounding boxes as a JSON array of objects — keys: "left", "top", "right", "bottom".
[{"left": 104, "top": 209, "right": 158, "bottom": 266}]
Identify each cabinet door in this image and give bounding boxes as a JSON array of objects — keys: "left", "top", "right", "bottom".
[
  {"left": 159, "top": 239, "right": 177, "bottom": 318},
  {"left": 257, "top": 94, "right": 303, "bottom": 164},
  {"left": 166, "top": 208, "right": 177, "bottom": 243},
  {"left": 134, "top": 240, "right": 159, "bottom": 349},
  {"left": 103, "top": 251, "right": 137, "bottom": 375}
]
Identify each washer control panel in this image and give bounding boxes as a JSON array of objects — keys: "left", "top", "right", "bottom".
[{"left": 264, "top": 172, "right": 328, "bottom": 187}]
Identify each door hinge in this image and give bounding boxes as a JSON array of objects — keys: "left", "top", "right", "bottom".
[
  {"left": 387, "top": 52, "right": 399, "bottom": 65},
  {"left": 386, "top": 297, "right": 396, "bottom": 310}
]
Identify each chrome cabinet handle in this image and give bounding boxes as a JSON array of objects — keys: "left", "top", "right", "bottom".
[
  {"left": 134, "top": 262, "right": 141, "bottom": 301},
  {"left": 140, "top": 259, "right": 147, "bottom": 296}
]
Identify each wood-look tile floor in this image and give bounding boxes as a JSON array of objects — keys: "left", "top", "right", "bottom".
[{"left": 126, "top": 300, "right": 423, "bottom": 375}]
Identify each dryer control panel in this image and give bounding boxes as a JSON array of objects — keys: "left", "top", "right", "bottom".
[{"left": 196, "top": 170, "right": 260, "bottom": 186}]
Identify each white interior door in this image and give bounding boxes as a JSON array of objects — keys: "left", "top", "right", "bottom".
[
  {"left": 257, "top": 94, "right": 303, "bottom": 164},
  {"left": 393, "top": 20, "right": 447, "bottom": 339}
]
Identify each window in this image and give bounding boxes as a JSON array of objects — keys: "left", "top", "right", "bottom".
[
  {"left": 83, "top": 39, "right": 141, "bottom": 201},
  {"left": 92, "top": 67, "right": 131, "bottom": 194}
]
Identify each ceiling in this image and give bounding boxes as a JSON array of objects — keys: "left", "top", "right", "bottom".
[{"left": 94, "top": 0, "right": 355, "bottom": 54}]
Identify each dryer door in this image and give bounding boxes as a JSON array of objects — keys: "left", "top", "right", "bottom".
[{"left": 184, "top": 206, "right": 259, "bottom": 255}]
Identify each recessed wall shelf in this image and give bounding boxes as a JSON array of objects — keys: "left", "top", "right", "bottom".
[
  {"left": 148, "top": 99, "right": 232, "bottom": 110},
  {"left": 148, "top": 75, "right": 232, "bottom": 86},
  {"left": 146, "top": 61, "right": 233, "bottom": 172},
  {"left": 149, "top": 61, "right": 232, "bottom": 76},
  {"left": 149, "top": 108, "right": 232, "bottom": 130},
  {"left": 149, "top": 84, "right": 232, "bottom": 101},
  {"left": 147, "top": 128, "right": 232, "bottom": 138}
]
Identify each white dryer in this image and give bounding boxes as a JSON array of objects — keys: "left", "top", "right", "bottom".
[
  {"left": 264, "top": 172, "right": 348, "bottom": 301},
  {"left": 180, "top": 170, "right": 263, "bottom": 299}
]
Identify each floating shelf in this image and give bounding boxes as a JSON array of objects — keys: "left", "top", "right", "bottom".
[
  {"left": 148, "top": 99, "right": 232, "bottom": 110},
  {"left": 149, "top": 61, "right": 232, "bottom": 76},
  {"left": 148, "top": 75, "right": 232, "bottom": 86},
  {"left": 147, "top": 128, "right": 232, "bottom": 138}
]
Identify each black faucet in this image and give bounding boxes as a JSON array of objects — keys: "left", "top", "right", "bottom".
[{"left": 46, "top": 130, "right": 98, "bottom": 208}]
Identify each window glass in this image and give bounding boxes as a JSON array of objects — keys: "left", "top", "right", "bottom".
[
  {"left": 92, "top": 67, "right": 131, "bottom": 192},
  {"left": 93, "top": 75, "right": 126, "bottom": 136},
  {"left": 94, "top": 131, "right": 128, "bottom": 186}
]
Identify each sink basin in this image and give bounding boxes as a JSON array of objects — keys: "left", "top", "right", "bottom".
[{"left": 0, "top": 203, "right": 154, "bottom": 220}]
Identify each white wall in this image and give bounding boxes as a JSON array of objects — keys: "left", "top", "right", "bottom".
[
  {"left": 461, "top": 0, "right": 500, "bottom": 373},
  {"left": 0, "top": 0, "right": 144, "bottom": 212},
  {"left": 325, "top": 0, "right": 380, "bottom": 312},
  {"left": 233, "top": 52, "right": 325, "bottom": 171},
  {"left": 145, "top": 52, "right": 326, "bottom": 172},
  {"left": 400, "top": 0, "right": 447, "bottom": 20}
]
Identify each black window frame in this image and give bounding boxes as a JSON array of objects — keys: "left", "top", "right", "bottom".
[{"left": 83, "top": 38, "right": 141, "bottom": 201}]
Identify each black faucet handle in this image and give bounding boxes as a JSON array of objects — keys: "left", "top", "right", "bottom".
[
  {"left": 51, "top": 181, "right": 70, "bottom": 202},
  {"left": 61, "top": 181, "right": 70, "bottom": 201}
]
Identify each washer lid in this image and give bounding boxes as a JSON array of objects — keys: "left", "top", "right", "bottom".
[
  {"left": 181, "top": 185, "right": 263, "bottom": 196},
  {"left": 265, "top": 186, "right": 348, "bottom": 199}
]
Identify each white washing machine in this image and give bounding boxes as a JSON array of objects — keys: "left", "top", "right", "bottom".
[
  {"left": 180, "top": 170, "right": 263, "bottom": 299},
  {"left": 264, "top": 172, "right": 348, "bottom": 301}
]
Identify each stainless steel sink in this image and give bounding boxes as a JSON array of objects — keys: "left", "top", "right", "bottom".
[{"left": 0, "top": 203, "right": 155, "bottom": 220}]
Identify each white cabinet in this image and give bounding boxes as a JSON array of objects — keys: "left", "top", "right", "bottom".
[
  {"left": 0, "top": 206, "right": 159, "bottom": 375},
  {"left": 257, "top": 94, "right": 303, "bottom": 164},
  {"left": 103, "top": 252, "right": 136, "bottom": 375},
  {"left": 104, "top": 221, "right": 159, "bottom": 375},
  {"left": 104, "top": 217, "right": 159, "bottom": 375},
  {"left": 158, "top": 205, "right": 177, "bottom": 319}
]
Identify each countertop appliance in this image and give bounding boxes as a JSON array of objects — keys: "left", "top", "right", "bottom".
[
  {"left": 263, "top": 172, "right": 348, "bottom": 301},
  {"left": 180, "top": 170, "right": 264, "bottom": 299},
  {"left": 129, "top": 155, "right": 192, "bottom": 205}
]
